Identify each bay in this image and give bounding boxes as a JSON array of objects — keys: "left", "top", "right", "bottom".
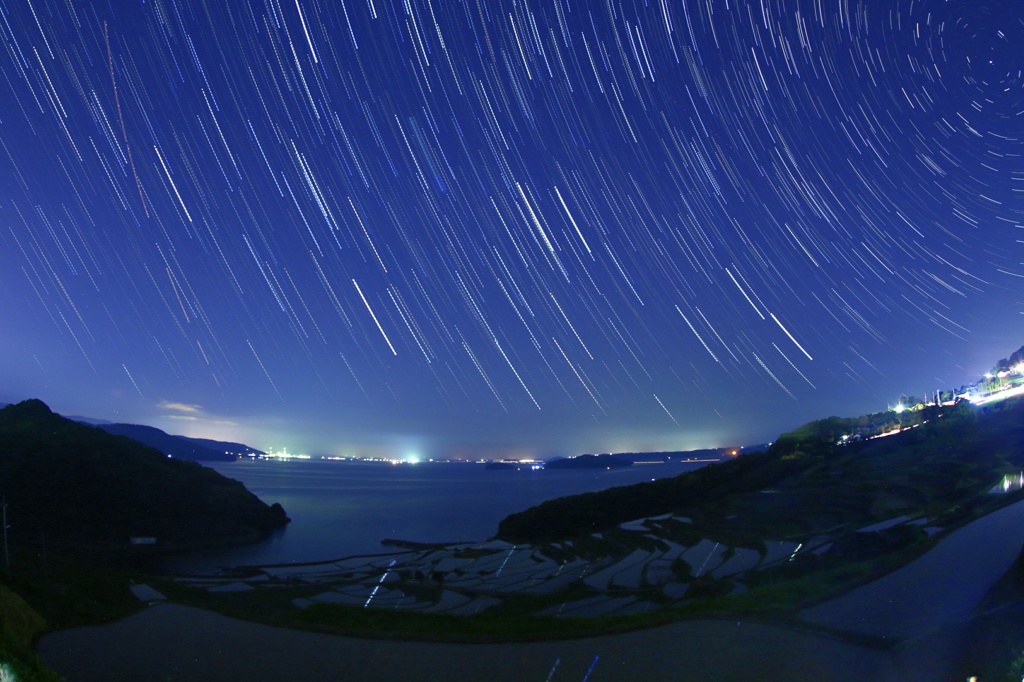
[{"left": 165, "top": 457, "right": 714, "bottom": 573}]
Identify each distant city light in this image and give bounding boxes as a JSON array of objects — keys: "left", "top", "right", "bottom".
[{"left": 261, "top": 447, "right": 311, "bottom": 460}]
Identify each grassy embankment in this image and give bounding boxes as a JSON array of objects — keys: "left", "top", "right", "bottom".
[
  {"left": 0, "top": 581, "right": 59, "bottom": 682},
  {"left": 0, "top": 550, "right": 145, "bottom": 681}
]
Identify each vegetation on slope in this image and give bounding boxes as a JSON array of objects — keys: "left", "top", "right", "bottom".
[
  {"left": 97, "top": 423, "right": 237, "bottom": 461},
  {"left": 0, "top": 582, "right": 61, "bottom": 681},
  {"left": 497, "top": 397, "right": 1020, "bottom": 545},
  {"left": 0, "top": 399, "right": 288, "bottom": 559},
  {"left": 0, "top": 399, "right": 293, "bottom": 679}
]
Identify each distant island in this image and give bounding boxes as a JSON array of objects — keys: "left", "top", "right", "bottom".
[
  {"left": 544, "top": 453, "right": 633, "bottom": 469},
  {"left": 574, "top": 448, "right": 742, "bottom": 463},
  {"left": 484, "top": 448, "right": 736, "bottom": 470}
]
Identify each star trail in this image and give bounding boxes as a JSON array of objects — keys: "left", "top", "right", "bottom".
[{"left": 0, "top": 0, "right": 1020, "bottom": 458}]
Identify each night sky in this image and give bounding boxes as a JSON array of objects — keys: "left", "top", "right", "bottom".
[{"left": 0, "top": 0, "right": 1020, "bottom": 458}]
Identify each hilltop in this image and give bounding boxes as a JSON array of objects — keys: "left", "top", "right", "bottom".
[
  {"left": 996, "top": 343, "right": 1024, "bottom": 372},
  {"left": 95, "top": 423, "right": 258, "bottom": 461},
  {"left": 1, "top": 402, "right": 265, "bottom": 461}
]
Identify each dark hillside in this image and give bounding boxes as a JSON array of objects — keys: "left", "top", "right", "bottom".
[
  {"left": 497, "top": 398, "right": 1020, "bottom": 545},
  {"left": 0, "top": 400, "right": 288, "bottom": 558},
  {"left": 179, "top": 436, "right": 265, "bottom": 457},
  {"left": 98, "top": 423, "right": 235, "bottom": 461}
]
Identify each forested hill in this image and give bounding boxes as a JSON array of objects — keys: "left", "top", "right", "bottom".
[
  {"left": 497, "top": 397, "right": 1024, "bottom": 545},
  {"left": 97, "top": 423, "right": 239, "bottom": 461},
  {"left": 0, "top": 399, "right": 288, "bottom": 556}
]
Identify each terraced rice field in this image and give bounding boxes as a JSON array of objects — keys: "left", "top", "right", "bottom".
[{"left": 176, "top": 513, "right": 829, "bottom": 620}]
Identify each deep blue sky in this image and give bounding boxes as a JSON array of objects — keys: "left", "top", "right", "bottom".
[{"left": 0, "top": 0, "right": 1020, "bottom": 458}]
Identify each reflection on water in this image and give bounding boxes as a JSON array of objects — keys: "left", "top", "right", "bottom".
[{"left": 165, "top": 459, "right": 711, "bottom": 573}]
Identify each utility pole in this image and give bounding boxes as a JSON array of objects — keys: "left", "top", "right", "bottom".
[{"left": 2, "top": 496, "right": 9, "bottom": 575}]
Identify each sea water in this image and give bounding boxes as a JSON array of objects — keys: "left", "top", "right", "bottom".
[{"left": 164, "top": 457, "right": 713, "bottom": 573}]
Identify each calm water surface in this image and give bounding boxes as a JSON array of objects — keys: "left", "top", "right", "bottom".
[{"left": 167, "top": 458, "right": 713, "bottom": 573}]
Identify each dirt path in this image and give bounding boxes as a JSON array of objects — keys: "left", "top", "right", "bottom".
[
  {"left": 38, "top": 603, "right": 912, "bottom": 681},
  {"left": 800, "top": 499, "right": 1024, "bottom": 640}
]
